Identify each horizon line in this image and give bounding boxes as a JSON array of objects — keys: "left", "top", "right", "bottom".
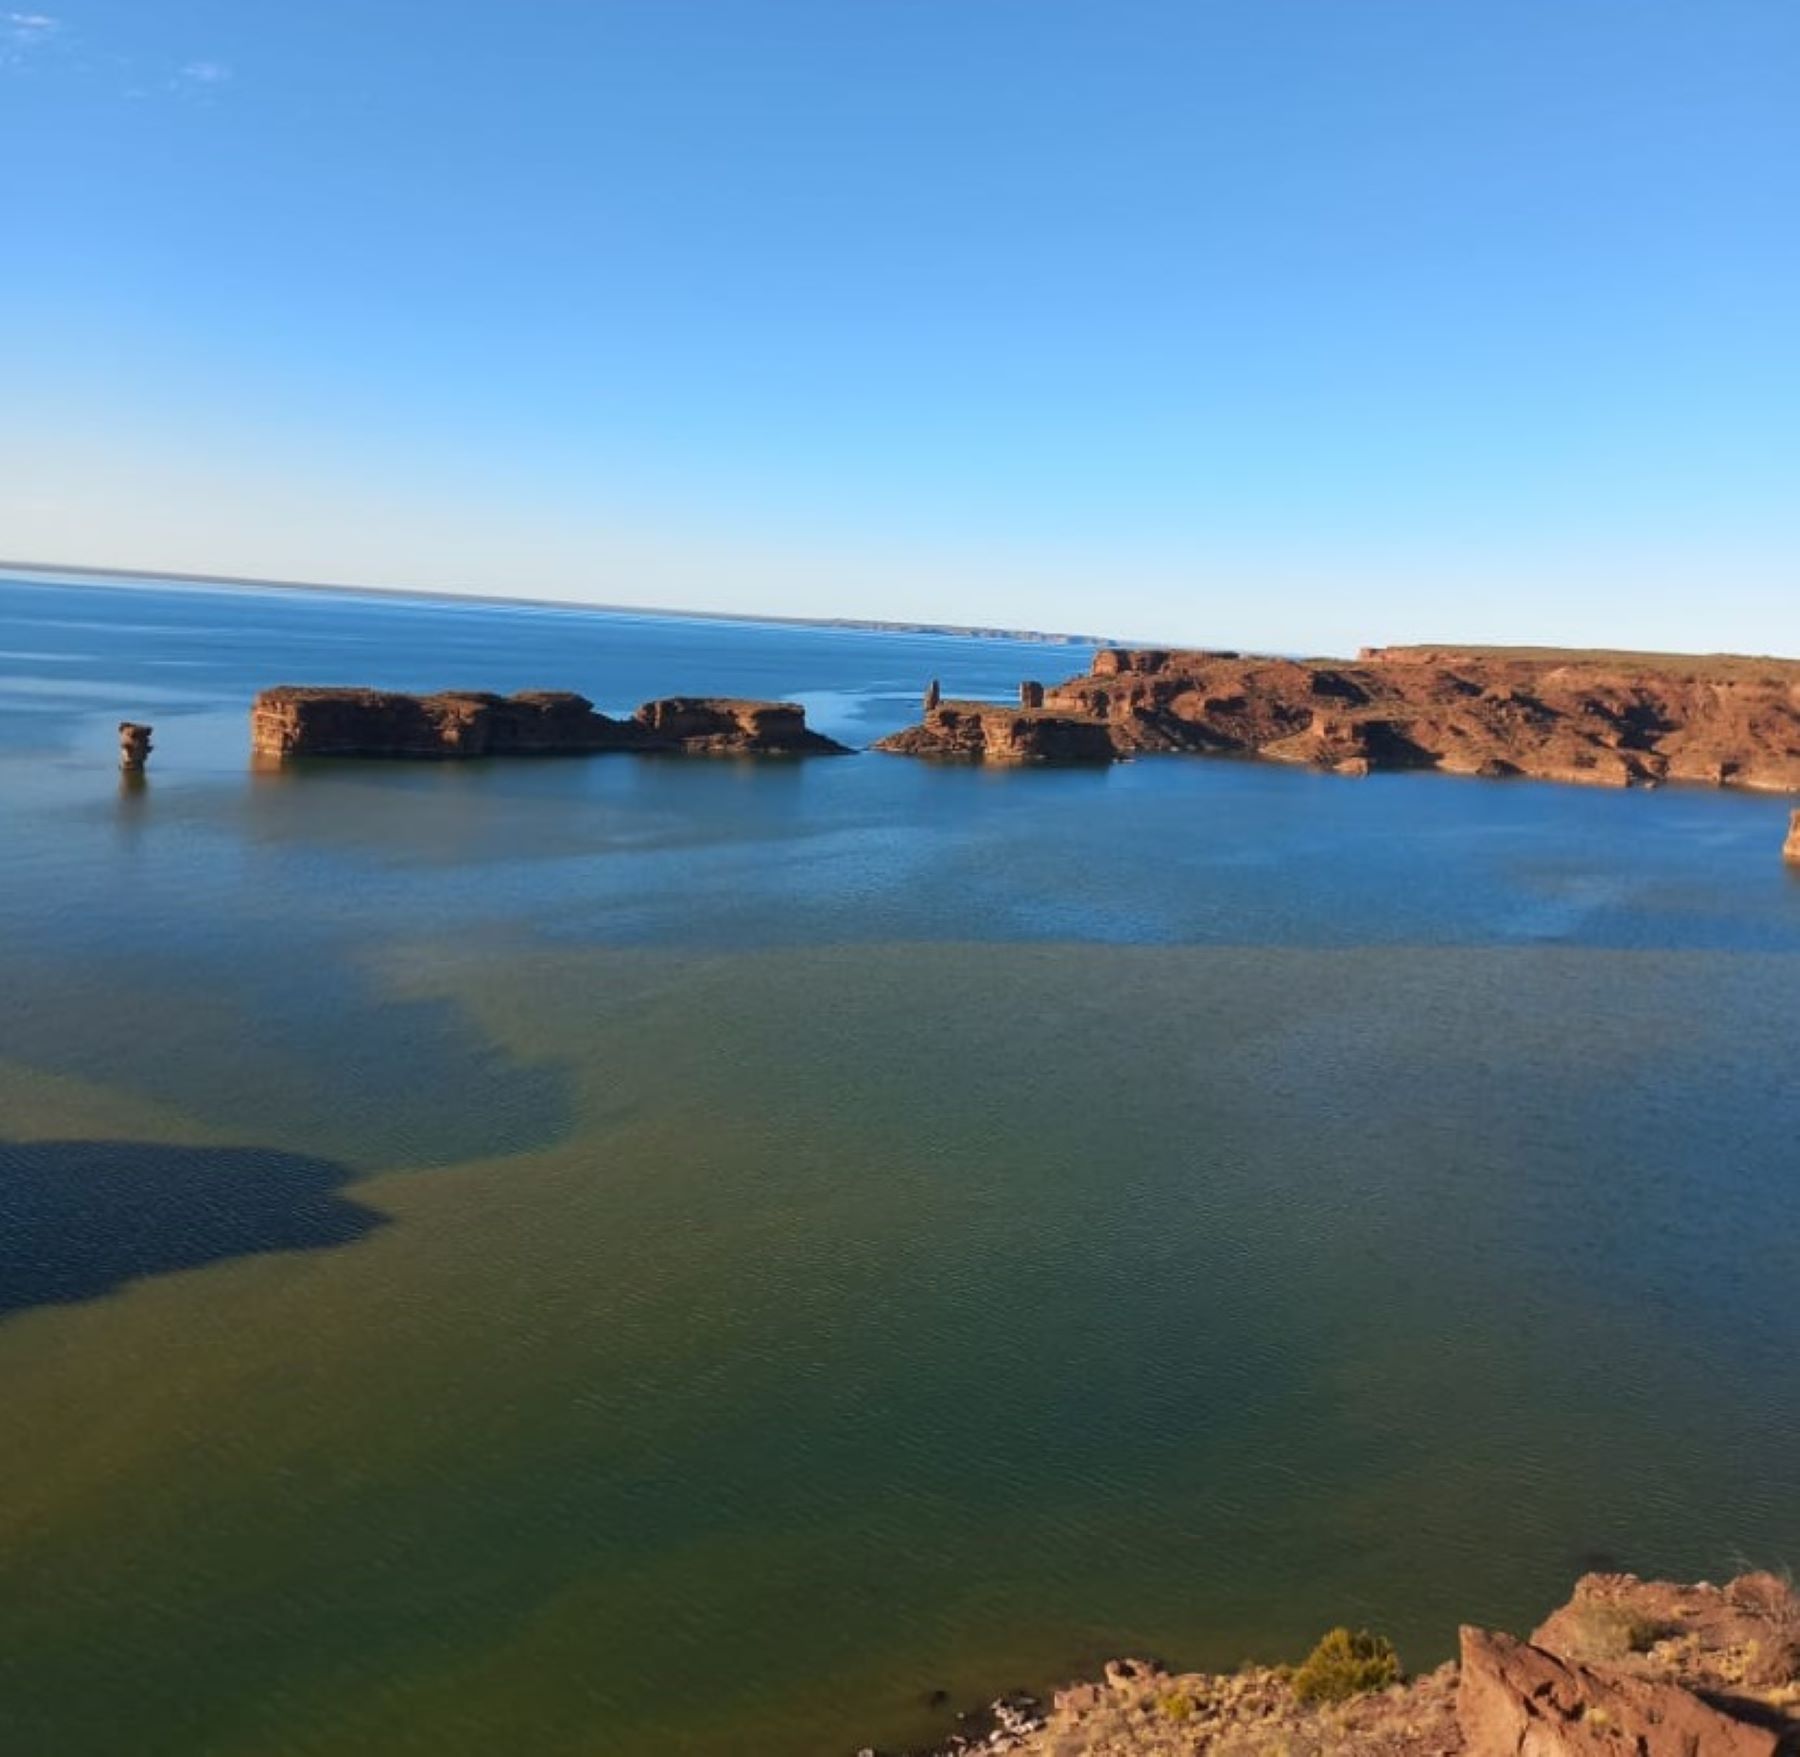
[{"left": 0, "top": 556, "right": 1124, "bottom": 648}]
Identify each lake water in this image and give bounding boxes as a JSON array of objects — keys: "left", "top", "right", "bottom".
[{"left": 2, "top": 568, "right": 1797, "bottom": 1757}]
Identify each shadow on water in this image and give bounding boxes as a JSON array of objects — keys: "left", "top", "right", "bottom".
[{"left": 0, "top": 1138, "right": 387, "bottom": 1317}]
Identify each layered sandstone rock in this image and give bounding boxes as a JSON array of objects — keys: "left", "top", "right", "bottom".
[
  {"left": 874, "top": 700, "right": 1118, "bottom": 764},
  {"left": 1785, "top": 811, "right": 1800, "bottom": 863},
  {"left": 631, "top": 696, "right": 847, "bottom": 755},
  {"left": 880, "top": 646, "right": 1800, "bottom": 789},
  {"left": 250, "top": 688, "right": 847, "bottom": 760},
  {"left": 251, "top": 688, "right": 637, "bottom": 759}
]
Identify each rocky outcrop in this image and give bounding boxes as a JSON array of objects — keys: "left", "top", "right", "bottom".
[
  {"left": 250, "top": 688, "right": 847, "bottom": 760},
  {"left": 876, "top": 1572, "right": 1800, "bottom": 1756},
  {"left": 250, "top": 688, "right": 630, "bottom": 759},
  {"left": 1458, "top": 1626, "right": 1778, "bottom": 1757},
  {"left": 880, "top": 647, "right": 1800, "bottom": 789},
  {"left": 1785, "top": 811, "right": 1800, "bottom": 863},
  {"left": 874, "top": 701, "right": 1119, "bottom": 764},
  {"left": 631, "top": 696, "right": 847, "bottom": 755}
]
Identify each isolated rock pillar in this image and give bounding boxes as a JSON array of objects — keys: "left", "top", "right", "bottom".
[{"left": 118, "top": 722, "right": 153, "bottom": 771}]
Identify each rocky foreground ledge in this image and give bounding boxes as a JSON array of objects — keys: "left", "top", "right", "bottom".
[
  {"left": 871, "top": 1570, "right": 1800, "bottom": 1756},
  {"left": 876, "top": 646, "right": 1800, "bottom": 789},
  {"left": 250, "top": 688, "right": 848, "bottom": 759}
]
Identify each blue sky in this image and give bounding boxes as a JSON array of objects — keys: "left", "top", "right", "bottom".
[{"left": 2, "top": 1, "right": 1796, "bottom": 649}]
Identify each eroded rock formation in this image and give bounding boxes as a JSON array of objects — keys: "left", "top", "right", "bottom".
[
  {"left": 875, "top": 700, "right": 1119, "bottom": 764},
  {"left": 1458, "top": 1626, "right": 1778, "bottom": 1757},
  {"left": 630, "top": 696, "right": 847, "bottom": 755},
  {"left": 117, "top": 722, "right": 153, "bottom": 770},
  {"left": 250, "top": 688, "right": 847, "bottom": 760},
  {"left": 881, "top": 646, "right": 1800, "bottom": 789},
  {"left": 1785, "top": 811, "right": 1800, "bottom": 863}
]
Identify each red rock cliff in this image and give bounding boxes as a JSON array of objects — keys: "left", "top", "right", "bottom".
[
  {"left": 251, "top": 688, "right": 847, "bottom": 759},
  {"left": 882, "top": 647, "right": 1800, "bottom": 789},
  {"left": 873, "top": 701, "right": 1119, "bottom": 764}
]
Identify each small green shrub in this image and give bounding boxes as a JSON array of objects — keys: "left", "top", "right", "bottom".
[
  {"left": 1157, "top": 1690, "right": 1196, "bottom": 1722},
  {"left": 1291, "top": 1627, "right": 1400, "bottom": 1704}
]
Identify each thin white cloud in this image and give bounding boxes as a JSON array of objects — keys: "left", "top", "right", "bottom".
[
  {"left": 3, "top": 10, "right": 55, "bottom": 50},
  {"left": 178, "top": 58, "right": 231, "bottom": 85},
  {"left": 2, "top": 9, "right": 57, "bottom": 63}
]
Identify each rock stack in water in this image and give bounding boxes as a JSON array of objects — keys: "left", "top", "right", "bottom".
[
  {"left": 1786, "top": 810, "right": 1800, "bottom": 863},
  {"left": 118, "top": 722, "right": 152, "bottom": 770},
  {"left": 875, "top": 698, "right": 1118, "bottom": 763},
  {"left": 250, "top": 688, "right": 849, "bottom": 760}
]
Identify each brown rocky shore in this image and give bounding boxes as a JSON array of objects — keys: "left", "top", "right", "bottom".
[
  {"left": 871, "top": 1570, "right": 1800, "bottom": 1756},
  {"left": 876, "top": 647, "right": 1800, "bottom": 789},
  {"left": 250, "top": 687, "right": 848, "bottom": 759}
]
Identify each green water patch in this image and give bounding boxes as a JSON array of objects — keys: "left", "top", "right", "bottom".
[{"left": 0, "top": 941, "right": 1795, "bottom": 1756}]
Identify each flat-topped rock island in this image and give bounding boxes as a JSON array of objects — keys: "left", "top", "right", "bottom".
[
  {"left": 251, "top": 687, "right": 849, "bottom": 759},
  {"left": 877, "top": 645, "right": 1800, "bottom": 787}
]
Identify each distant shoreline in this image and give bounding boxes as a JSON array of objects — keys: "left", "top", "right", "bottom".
[{"left": 0, "top": 558, "right": 1116, "bottom": 647}]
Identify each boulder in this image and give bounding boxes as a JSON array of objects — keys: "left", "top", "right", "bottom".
[{"left": 1457, "top": 1625, "right": 1779, "bottom": 1757}]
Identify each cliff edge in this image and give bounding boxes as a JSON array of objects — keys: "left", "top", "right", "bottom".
[{"left": 880, "top": 1569, "right": 1800, "bottom": 1755}]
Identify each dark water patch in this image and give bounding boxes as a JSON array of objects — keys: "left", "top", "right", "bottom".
[
  {"left": 0, "top": 1138, "right": 386, "bottom": 1316},
  {"left": 0, "top": 952, "right": 576, "bottom": 1175}
]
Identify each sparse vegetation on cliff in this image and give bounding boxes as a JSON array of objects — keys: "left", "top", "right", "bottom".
[
  {"left": 1289, "top": 1626, "right": 1402, "bottom": 1704},
  {"left": 887, "top": 1570, "right": 1800, "bottom": 1755}
]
